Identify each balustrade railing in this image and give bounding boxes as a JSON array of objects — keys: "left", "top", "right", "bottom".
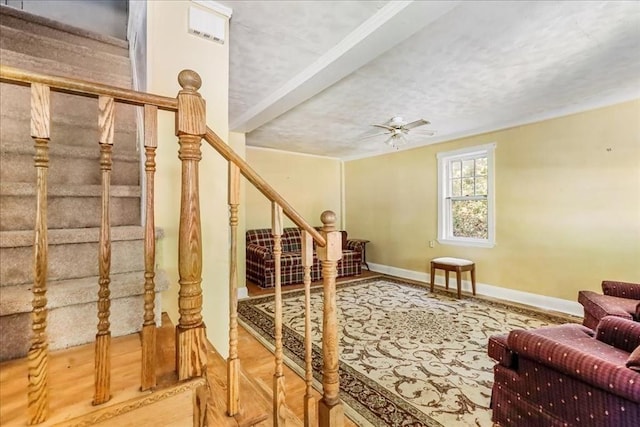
[{"left": 0, "top": 64, "right": 344, "bottom": 426}]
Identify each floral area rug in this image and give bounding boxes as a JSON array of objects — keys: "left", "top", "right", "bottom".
[{"left": 238, "top": 277, "right": 577, "bottom": 426}]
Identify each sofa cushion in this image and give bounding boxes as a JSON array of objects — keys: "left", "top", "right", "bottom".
[
  {"left": 627, "top": 345, "right": 640, "bottom": 372},
  {"left": 488, "top": 333, "right": 515, "bottom": 367}
]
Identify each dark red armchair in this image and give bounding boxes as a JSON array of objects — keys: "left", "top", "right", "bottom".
[
  {"left": 578, "top": 280, "right": 640, "bottom": 329},
  {"left": 488, "top": 316, "right": 640, "bottom": 426}
]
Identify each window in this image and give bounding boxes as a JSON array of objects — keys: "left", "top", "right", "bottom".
[{"left": 437, "top": 143, "right": 496, "bottom": 247}]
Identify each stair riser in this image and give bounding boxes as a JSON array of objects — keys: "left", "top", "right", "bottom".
[
  {"left": 1, "top": 152, "right": 140, "bottom": 186},
  {"left": 0, "top": 84, "right": 139, "bottom": 131},
  {"left": 0, "top": 9, "right": 130, "bottom": 57},
  {"left": 0, "top": 195, "right": 140, "bottom": 231},
  {"left": 1, "top": 239, "right": 144, "bottom": 286},
  {"left": 0, "top": 292, "right": 162, "bottom": 361},
  {"left": 0, "top": 25, "right": 131, "bottom": 77}
]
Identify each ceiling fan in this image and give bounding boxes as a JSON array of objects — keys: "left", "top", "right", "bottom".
[{"left": 365, "top": 116, "right": 435, "bottom": 149}]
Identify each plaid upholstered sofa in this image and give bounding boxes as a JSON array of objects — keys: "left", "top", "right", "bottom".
[
  {"left": 488, "top": 316, "right": 640, "bottom": 426},
  {"left": 578, "top": 280, "right": 640, "bottom": 330},
  {"left": 246, "top": 227, "right": 362, "bottom": 288}
]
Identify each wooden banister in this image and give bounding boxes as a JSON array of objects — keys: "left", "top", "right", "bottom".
[
  {"left": 27, "top": 83, "right": 50, "bottom": 425},
  {"left": 317, "top": 211, "right": 344, "bottom": 426},
  {"left": 227, "top": 163, "right": 240, "bottom": 415},
  {"left": 141, "top": 105, "right": 158, "bottom": 391},
  {"left": 301, "top": 230, "right": 317, "bottom": 427},
  {"left": 271, "top": 203, "right": 286, "bottom": 426},
  {"left": 203, "top": 129, "right": 325, "bottom": 247},
  {"left": 0, "top": 65, "right": 178, "bottom": 110},
  {"left": 94, "top": 95, "right": 115, "bottom": 405},
  {"left": 175, "top": 70, "right": 207, "bottom": 381}
]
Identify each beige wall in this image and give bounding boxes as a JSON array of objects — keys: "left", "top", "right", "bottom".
[
  {"left": 245, "top": 148, "right": 343, "bottom": 230},
  {"left": 345, "top": 100, "right": 640, "bottom": 302},
  {"left": 147, "top": 1, "right": 233, "bottom": 356}
]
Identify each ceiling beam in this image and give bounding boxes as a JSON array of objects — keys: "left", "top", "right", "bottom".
[{"left": 230, "top": 0, "right": 460, "bottom": 133}]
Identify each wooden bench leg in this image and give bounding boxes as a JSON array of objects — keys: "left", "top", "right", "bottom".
[
  {"left": 471, "top": 265, "right": 476, "bottom": 296},
  {"left": 445, "top": 270, "right": 449, "bottom": 290},
  {"left": 456, "top": 268, "right": 462, "bottom": 299},
  {"left": 430, "top": 263, "right": 435, "bottom": 293}
]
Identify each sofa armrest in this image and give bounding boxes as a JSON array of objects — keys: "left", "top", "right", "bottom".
[
  {"left": 595, "top": 315, "right": 640, "bottom": 353},
  {"left": 602, "top": 280, "right": 640, "bottom": 300},
  {"left": 346, "top": 240, "right": 364, "bottom": 252},
  {"left": 507, "top": 325, "right": 640, "bottom": 403},
  {"left": 579, "top": 291, "right": 635, "bottom": 322},
  {"left": 247, "top": 243, "right": 272, "bottom": 260}
]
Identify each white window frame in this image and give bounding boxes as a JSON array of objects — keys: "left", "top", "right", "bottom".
[{"left": 437, "top": 143, "right": 496, "bottom": 248}]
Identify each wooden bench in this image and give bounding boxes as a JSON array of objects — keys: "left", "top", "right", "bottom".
[{"left": 430, "top": 257, "right": 476, "bottom": 299}]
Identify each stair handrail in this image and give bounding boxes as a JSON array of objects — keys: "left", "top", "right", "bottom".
[
  {"left": 203, "top": 129, "right": 325, "bottom": 246},
  {"left": 0, "top": 65, "right": 326, "bottom": 247}
]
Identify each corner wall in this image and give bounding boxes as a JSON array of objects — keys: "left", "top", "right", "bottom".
[
  {"left": 345, "top": 100, "right": 640, "bottom": 304},
  {"left": 147, "top": 1, "right": 232, "bottom": 356},
  {"left": 245, "top": 148, "right": 343, "bottom": 230}
]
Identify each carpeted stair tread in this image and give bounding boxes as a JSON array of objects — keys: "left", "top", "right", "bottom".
[
  {"left": 0, "top": 270, "right": 169, "bottom": 316},
  {"left": 0, "top": 226, "right": 149, "bottom": 286},
  {"left": 0, "top": 49, "right": 131, "bottom": 88},
  {"left": 0, "top": 25, "right": 131, "bottom": 77},
  {"left": 0, "top": 5, "right": 129, "bottom": 56},
  {"left": 1, "top": 139, "right": 139, "bottom": 186},
  {"left": 0, "top": 225, "right": 149, "bottom": 248},
  {"left": 0, "top": 182, "right": 140, "bottom": 197}
]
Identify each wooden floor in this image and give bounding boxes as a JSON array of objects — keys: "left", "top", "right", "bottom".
[{"left": 0, "top": 321, "right": 358, "bottom": 427}]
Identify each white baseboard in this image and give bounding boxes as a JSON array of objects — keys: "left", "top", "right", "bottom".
[
  {"left": 237, "top": 286, "right": 249, "bottom": 300},
  {"left": 368, "top": 262, "right": 583, "bottom": 318}
]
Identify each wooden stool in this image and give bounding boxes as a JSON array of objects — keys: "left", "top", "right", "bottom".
[{"left": 430, "top": 257, "right": 476, "bottom": 299}]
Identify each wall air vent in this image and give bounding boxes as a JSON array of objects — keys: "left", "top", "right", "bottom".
[{"left": 188, "top": 4, "right": 226, "bottom": 44}]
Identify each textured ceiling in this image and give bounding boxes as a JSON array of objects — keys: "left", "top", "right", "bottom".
[{"left": 223, "top": 1, "right": 640, "bottom": 159}]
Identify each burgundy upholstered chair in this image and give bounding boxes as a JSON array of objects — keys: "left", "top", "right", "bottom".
[
  {"left": 488, "top": 316, "right": 640, "bottom": 426},
  {"left": 578, "top": 280, "right": 640, "bottom": 329}
]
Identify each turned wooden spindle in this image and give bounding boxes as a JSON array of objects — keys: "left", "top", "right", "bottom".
[
  {"left": 272, "top": 202, "right": 286, "bottom": 426},
  {"left": 141, "top": 104, "right": 158, "bottom": 391},
  {"left": 94, "top": 96, "right": 115, "bottom": 405},
  {"left": 27, "top": 83, "right": 50, "bottom": 425},
  {"left": 175, "top": 70, "right": 208, "bottom": 380},
  {"left": 301, "top": 230, "right": 317, "bottom": 427},
  {"left": 317, "top": 211, "right": 344, "bottom": 427},
  {"left": 227, "top": 163, "right": 240, "bottom": 415}
]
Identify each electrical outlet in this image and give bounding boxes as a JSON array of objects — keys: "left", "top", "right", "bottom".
[{"left": 429, "top": 240, "right": 435, "bottom": 248}]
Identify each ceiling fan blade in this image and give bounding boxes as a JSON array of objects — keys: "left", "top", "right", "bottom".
[
  {"left": 403, "top": 119, "right": 430, "bottom": 130},
  {"left": 410, "top": 129, "right": 437, "bottom": 136},
  {"left": 383, "top": 135, "right": 394, "bottom": 146},
  {"left": 372, "top": 124, "right": 395, "bottom": 131},
  {"left": 361, "top": 131, "right": 390, "bottom": 140}
]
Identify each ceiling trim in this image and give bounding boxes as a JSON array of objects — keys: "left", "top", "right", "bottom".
[
  {"left": 230, "top": 0, "right": 460, "bottom": 133},
  {"left": 343, "top": 93, "right": 640, "bottom": 162},
  {"left": 247, "top": 145, "right": 342, "bottom": 161}
]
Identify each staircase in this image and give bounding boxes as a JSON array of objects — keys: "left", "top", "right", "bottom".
[
  {"left": 0, "top": 5, "right": 345, "bottom": 426},
  {"left": 0, "top": 5, "right": 167, "bottom": 362}
]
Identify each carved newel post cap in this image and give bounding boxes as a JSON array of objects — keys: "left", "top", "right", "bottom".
[
  {"left": 178, "top": 70, "right": 202, "bottom": 92},
  {"left": 321, "top": 210, "right": 337, "bottom": 232}
]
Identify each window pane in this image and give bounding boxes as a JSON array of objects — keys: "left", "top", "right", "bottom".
[
  {"left": 475, "top": 176, "right": 487, "bottom": 195},
  {"left": 451, "top": 161, "right": 461, "bottom": 178},
  {"left": 462, "top": 178, "right": 474, "bottom": 196},
  {"left": 475, "top": 157, "right": 487, "bottom": 176},
  {"left": 451, "top": 178, "right": 462, "bottom": 196},
  {"left": 452, "top": 199, "right": 488, "bottom": 239},
  {"left": 462, "top": 159, "right": 474, "bottom": 177}
]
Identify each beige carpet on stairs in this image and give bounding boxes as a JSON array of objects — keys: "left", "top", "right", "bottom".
[{"left": 0, "top": 5, "right": 167, "bottom": 361}]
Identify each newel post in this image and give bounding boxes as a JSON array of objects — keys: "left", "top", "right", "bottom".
[
  {"left": 317, "top": 211, "right": 344, "bottom": 427},
  {"left": 175, "top": 70, "right": 208, "bottom": 380}
]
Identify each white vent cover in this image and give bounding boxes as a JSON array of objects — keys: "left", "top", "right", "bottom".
[{"left": 189, "top": 5, "right": 226, "bottom": 44}]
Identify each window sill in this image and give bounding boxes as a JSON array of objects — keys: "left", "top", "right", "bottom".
[{"left": 437, "top": 238, "right": 495, "bottom": 248}]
